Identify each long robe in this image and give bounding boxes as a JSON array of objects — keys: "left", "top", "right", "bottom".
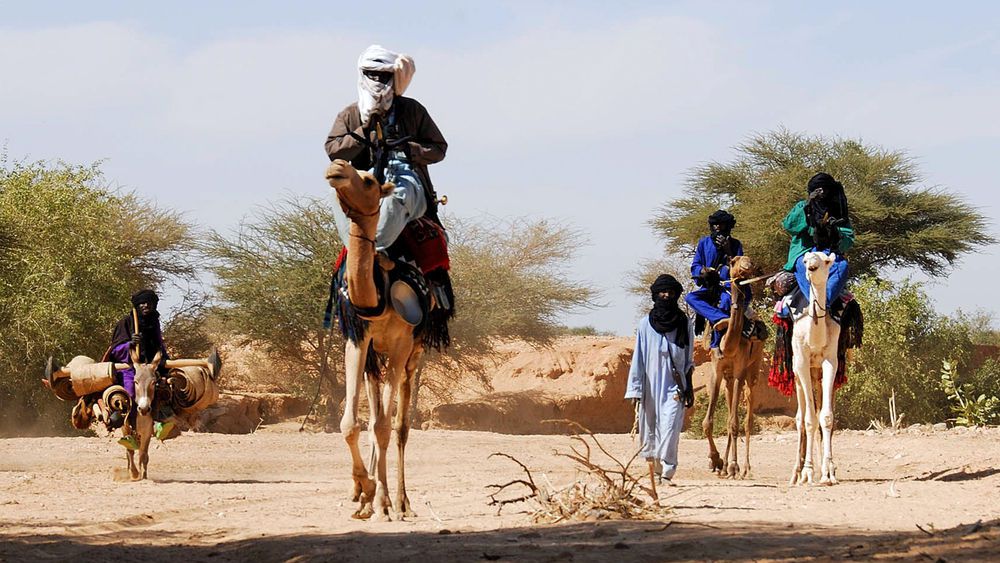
[{"left": 624, "top": 316, "right": 695, "bottom": 479}]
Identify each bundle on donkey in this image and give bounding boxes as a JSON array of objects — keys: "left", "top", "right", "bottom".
[{"left": 43, "top": 347, "right": 222, "bottom": 481}]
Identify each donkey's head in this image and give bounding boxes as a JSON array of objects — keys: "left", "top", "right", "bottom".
[{"left": 130, "top": 348, "right": 162, "bottom": 417}]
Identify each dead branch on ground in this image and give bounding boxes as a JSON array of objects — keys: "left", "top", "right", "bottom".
[{"left": 485, "top": 419, "right": 670, "bottom": 523}]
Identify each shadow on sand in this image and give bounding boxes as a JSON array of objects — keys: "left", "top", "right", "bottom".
[{"left": 1, "top": 518, "right": 996, "bottom": 562}]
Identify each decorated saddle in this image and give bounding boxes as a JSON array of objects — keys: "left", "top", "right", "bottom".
[{"left": 324, "top": 218, "right": 455, "bottom": 378}]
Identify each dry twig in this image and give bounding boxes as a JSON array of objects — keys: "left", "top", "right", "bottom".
[{"left": 486, "top": 419, "right": 671, "bottom": 523}]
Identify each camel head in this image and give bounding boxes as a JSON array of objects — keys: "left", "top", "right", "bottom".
[
  {"left": 728, "top": 255, "right": 758, "bottom": 281},
  {"left": 325, "top": 159, "right": 395, "bottom": 219},
  {"left": 802, "top": 251, "right": 836, "bottom": 285}
]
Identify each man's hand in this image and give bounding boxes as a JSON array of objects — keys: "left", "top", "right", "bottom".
[
  {"left": 701, "top": 267, "right": 721, "bottom": 287},
  {"left": 683, "top": 387, "right": 695, "bottom": 409},
  {"left": 130, "top": 333, "right": 142, "bottom": 346}
]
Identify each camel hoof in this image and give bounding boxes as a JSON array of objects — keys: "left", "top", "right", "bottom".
[
  {"left": 798, "top": 468, "right": 814, "bottom": 485},
  {"left": 709, "top": 454, "right": 724, "bottom": 473},
  {"left": 727, "top": 463, "right": 740, "bottom": 479},
  {"left": 352, "top": 505, "right": 374, "bottom": 520},
  {"left": 374, "top": 507, "right": 392, "bottom": 522}
]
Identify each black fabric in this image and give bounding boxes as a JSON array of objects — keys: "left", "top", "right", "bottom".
[
  {"left": 805, "top": 172, "right": 849, "bottom": 230},
  {"left": 708, "top": 209, "right": 736, "bottom": 228},
  {"left": 648, "top": 274, "right": 689, "bottom": 348},
  {"left": 130, "top": 289, "right": 159, "bottom": 308},
  {"left": 109, "top": 310, "right": 163, "bottom": 364}
]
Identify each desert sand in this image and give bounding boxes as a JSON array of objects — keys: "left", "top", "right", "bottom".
[{"left": 1, "top": 422, "right": 998, "bottom": 561}]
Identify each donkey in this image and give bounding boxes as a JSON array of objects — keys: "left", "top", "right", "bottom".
[{"left": 124, "top": 348, "right": 162, "bottom": 481}]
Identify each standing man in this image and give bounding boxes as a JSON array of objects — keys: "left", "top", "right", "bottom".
[
  {"left": 324, "top": 44, "right": 448, "bottom": 251},
  {"left": 626, "top": 274, "right": 695, "bottom": 486}
]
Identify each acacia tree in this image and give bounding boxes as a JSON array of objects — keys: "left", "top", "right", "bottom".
[
  {"left": 206, "top": 198, "right": 600, "bottom": 418},
  {"left": 0, "top": 159, "right": 196, "bottom": 435},
  {"left": 650, "top": 129, "right": 993, "bottom": 277},
  {"left": 204, "top": 196, "right": 345, "bottom": 401}
]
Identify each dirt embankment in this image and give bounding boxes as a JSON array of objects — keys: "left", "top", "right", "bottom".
[{"left": 424, "top": 336, "right": 795, "bottom": 434}]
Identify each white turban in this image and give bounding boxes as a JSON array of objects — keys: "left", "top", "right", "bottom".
[{"left": 357, "top": 45, "right": 416, "bottom": 126}]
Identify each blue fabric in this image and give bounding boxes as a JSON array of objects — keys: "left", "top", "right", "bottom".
[
  {"left": 690, "top": 236, "right": 744, "bottom": 285},
  {"left": 331, "top": 157, "right": 427, "bottom": 251},
  {"left": 625, "top": 317, "right": 694, "bottom": 479},
  {"left": 794, "top": 250, "right": 849, "bottom": 304},
  {"left": 687, "top": 235, "right": 748, "bottom": 348}
]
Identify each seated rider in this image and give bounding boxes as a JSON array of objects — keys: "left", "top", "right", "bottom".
[
  {"left": 684, "top": 210, "right": 749, "bottom": 347},
  {"left": 781, "top": 172, "right": 854, "bottom": 310},
  {"left": 106, "top": 289, "right": 169, "bottom": 399},
  {"left": 324, "top": 44, "right": 448, "bottom": 251}
]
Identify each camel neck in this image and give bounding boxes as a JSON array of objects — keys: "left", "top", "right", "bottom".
[
  {"left": 345, "top": 217, "right": 380, "bottom": 309},
  {"left": 719, "top": 282, "right": 745, "bottom": 353},
  {"left": 808, "top": 278, "right": 828, "bottom": 347}
]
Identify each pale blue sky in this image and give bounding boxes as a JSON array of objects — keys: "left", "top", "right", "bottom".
[{"left": 2, "top": 1, "right": 999, "bottom": 334}]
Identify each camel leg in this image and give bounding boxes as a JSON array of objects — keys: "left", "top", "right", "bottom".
[
  {"left": 726, "top": 377, "right": 744, "bottom": 479},
  {"left": 790, "top": 361, "right": 808, "bottom": 486},
  {"left": 741, "top": 380, "right": 754, "bottom": 479},
  {"left": 341, "top": 338, "right": 376, "bottom": 518},
  {"left": 702, "top": 362, "right": 725, "bottom": 473},
  {"left": 797, "top": 364, "right": 820, "bottom": 486},
  {"left": 393, "top": 345, "right": 422, "bottom": 519},
  {"left": 819, "top": 352, "right": 839, "bottom": 485},
  {"left": 135, "top": 412, "right": 153, "bottom": 481},
  {"left": 371, "top": 370, "right": 397, "bottom": 521}
]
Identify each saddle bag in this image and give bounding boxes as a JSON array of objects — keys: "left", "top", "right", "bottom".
[{"left": 397, "top": 217, "right": 450, "bottom": 274}]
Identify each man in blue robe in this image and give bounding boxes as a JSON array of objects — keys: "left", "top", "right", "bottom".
[
  {"left": 684, "top": 210, "right": 747, "bottom": 347},
  {"left": 625, "top": 274, "right": 695, "bottom": 484}
]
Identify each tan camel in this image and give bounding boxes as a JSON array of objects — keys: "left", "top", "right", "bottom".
[
  {"left": 701, "top": 255, "right": 765, "bottom": 479},
  {"left": 326, "top": 158, "right": 425, "bottom": 521},
  {"left": 789, "top": 251, "right": 841, "bottom": 486}
]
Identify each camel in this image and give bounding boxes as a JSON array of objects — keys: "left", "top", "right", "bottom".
[
  {"left": 701, "top": 255, "right": 766, "bottom": 479},
  {"left": 325, "top": 158, "right": 427, "bottom": 521},
  {"left": 789, "top": 251, "right": 841, "bottom": 485}
]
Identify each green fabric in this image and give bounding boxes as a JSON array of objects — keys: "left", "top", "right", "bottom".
[{"left": 782, "top": 200, "right": 855, "bottom": 270}]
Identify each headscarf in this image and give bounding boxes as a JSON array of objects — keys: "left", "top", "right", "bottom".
[
  {"left": 806, "top": 172, "right": 849, "bottom": 227},
  {"left": 357, "top": 45, "right": 416, "bottom": 126},
  {"left": 707, "top": 209, "right": 736, "bottom": 259},
  {"left": 648, "top": 274, "right": 689, "bottom": 348},
  {"left": 130, "top": 289, "right": 159, "bottom": 308}
]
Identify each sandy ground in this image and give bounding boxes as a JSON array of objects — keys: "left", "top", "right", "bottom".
[{"left": 1, "top": 424, "right": 998, "bottom": 562}]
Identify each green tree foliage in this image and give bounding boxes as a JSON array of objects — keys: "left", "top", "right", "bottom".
[
  {"left": 0, "top": 159, "right": 195, "bottom": 435},
  {"left": 940, "top": 360, "right": 1000, "bottom": 426},
  {"left": 837, "top": 276, "right": 981, "bottom": 428},
  {"left": 204, "top": 196, "right": 345, "bottom": 400},
  {"left": 650, "top": 129, "right": 993, "bottom": 277},
  {"left": 205, "top": 203, "right": 600, "bottom": 411},
  {"left": 424, "top": 215, "right": 600, "bottom": 403}
]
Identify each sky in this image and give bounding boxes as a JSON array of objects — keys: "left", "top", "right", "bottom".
[{"left": 2, "top": 1, "right": 999, "bottom": 335}]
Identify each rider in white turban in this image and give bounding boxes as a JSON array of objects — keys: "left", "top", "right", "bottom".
[
  {"left": 357, "top": 44, "right": 415, "bottom": 126},
  {"left": 326, "top": 45, "right": 447, "bottom": 250}
]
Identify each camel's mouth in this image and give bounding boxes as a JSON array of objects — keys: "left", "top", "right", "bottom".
[
  {"left": 808, "top": 265, "right": 818, "bottom": 272},
  {"left": 327, "top": 173, "right": 347, "bottom": 181}
]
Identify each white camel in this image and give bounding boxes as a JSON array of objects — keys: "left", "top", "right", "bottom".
[{"left": 790, "top": 251, "right": 841, "bottom": 485}]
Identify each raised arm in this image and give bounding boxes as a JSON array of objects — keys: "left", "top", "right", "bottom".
[
  {"left": 407, "top": 99, "right": 447, "bottom": 165},
  {"left": 324, "top": 105, "right": 367, "bottom": 162}
]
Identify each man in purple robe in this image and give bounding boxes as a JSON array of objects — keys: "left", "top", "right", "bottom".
[{"left": 105, "top": 289, "right": 168, "bottom": 398}]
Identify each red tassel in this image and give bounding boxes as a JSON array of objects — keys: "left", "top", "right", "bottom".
[{"left": 333, "top": 247, "right": 348, "bottom": 272}]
